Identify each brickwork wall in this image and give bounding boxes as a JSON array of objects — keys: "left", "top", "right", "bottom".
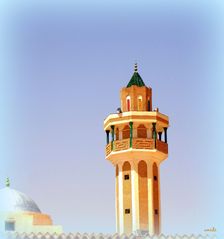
[{"left": 120, "top": 85, "right": 152, "bottom": 112}]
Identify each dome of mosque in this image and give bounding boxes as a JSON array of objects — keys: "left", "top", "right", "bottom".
[{"left": 0, "top": 186, "right": 41, "bottom": 213}]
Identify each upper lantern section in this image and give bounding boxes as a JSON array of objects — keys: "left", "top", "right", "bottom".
[
  {"left": 121, "top": 64, "right": 152, "bottom": 112},
  {"left": 127, "top": 63, "right": 146, "bottom": 87}
]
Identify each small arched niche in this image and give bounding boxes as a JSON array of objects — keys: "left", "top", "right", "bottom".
[
  {"left": 137, "top": 96, "right": 143, "bottom": 111},
  {"left": 115, "top": 128, "right": 119, "bottom": 140},
  {"left": 137, "top": 124, "right": 147, "bottom": 138},
  {"left": 126, "top": 96, "right": 131, "bottom": 111},
  {"left": 122, "top": 125, "right": 130, "bottom": 139}
]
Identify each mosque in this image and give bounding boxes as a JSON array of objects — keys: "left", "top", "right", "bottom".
[
  {"left": 0, "top": 65, "right": 169, "bottom": 236},
  {"left": 0, "top": 178, "right": 62, "bottom": 233}
]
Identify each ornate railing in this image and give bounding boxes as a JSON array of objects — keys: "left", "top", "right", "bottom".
[
  {"left": 114, "top": 139, "right": 130, "bottom": 152},
  {"left": 106, "top": 143, "right": 112, "bottom": 156},
  {"left": 132, "top": 138, "right": 154, "bottom": 150},
  {"left": 105, "top": 138, "right": 168, "bottom": 156},
  {"left": 156, "top": 139, "right": 168, "bottom": 154}
]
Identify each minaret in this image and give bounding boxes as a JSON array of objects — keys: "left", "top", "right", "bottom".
[{"left": 104, "top": 64, "right": 169, "bottom": 235}]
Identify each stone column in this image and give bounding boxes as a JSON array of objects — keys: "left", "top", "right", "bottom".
[
  {"left": 164, "top": 127, "right": 167, "bottom": 143},
  {"left": 106, "top": 130, "right": 110, "bottom": 144},
  {"left": 158, "top": 132, "right": 162, "bottom": 141}
]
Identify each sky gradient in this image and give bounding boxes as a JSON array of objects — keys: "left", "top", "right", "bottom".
[{"left": 0, "top": 0, "right": 224, "bottom": 236}]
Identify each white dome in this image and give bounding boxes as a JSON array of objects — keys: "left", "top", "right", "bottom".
[{"left": 0, "top": 187, "right": 41, "bottom": 213}]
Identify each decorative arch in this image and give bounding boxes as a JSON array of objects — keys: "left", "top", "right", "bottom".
[
  {"left": 116, "top": 128, "right": 119, "bottom": 140},
  {"left": 122, "top": 125, "right": 130, "bottom": 139},
  {"left": 138, "top": 160, "right": 148, "bottom": 230},
  {"left": 122, "top": 161, "right": 131, "bottom": 171},
  {"left": 137, "top": 96, "right": 143, "bottom": 111},
  {"left": 137, "top": 124, "right": 147, "bottom": 138},
  {"left": 126, "top": 96, "right": 131, "bottom": 111}
]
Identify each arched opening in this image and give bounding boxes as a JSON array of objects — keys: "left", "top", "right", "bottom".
[
  {"left": 137, "top": 96, "right": 142, "bottom": 111},
  {"left": 137, "top": 124, "right": 147, "bottom": 138},
  {"left": 122, "top": 161, "right": 132, "bottom": 234},
  {"left": 138, "top": 160, "right": 148, "bottom": 230},
  {"left": 153, "top": 162, "right": 160, "bottom": 235},
  {"left": 122, "top": 125, "right": 130, "bottom": 139},
  {"left": 126, "top": 96, "right": 131, "bottom": 111},
  {"left": 116, "top": 128, "right": 119, "bottom": 140},
  {"left": 148, "top": 100, "right": 151, "bottom": 111}
]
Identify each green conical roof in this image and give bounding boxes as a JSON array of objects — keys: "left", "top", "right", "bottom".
[{"left": 127, "top": 63, "right": 145, "bottom": 88}]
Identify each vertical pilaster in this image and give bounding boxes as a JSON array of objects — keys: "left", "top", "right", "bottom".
[
  {"left": 130, "top": 161, "right": 140, "bottom": 232},
  {"left": 111, "top": 125, "right": 115, "bottom": 150},
  {"left": 118, "top": 163, "right": 124, "bottom": 233},
  {"left": 147, "top": 161, "right": 154, "bottom": 235}
]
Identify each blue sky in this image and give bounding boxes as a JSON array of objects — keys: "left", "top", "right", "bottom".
[{"left": 0, "top": 0, "right": 224, "bottom": 236}]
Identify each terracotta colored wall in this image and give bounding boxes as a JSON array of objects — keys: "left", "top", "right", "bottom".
[
  {"left": 122, "top": 161, "right": 132, "bottom": 234},
  {"left": 138, "top": 160, "right": 148, "bottom": 230},
  {"left": 120, "top": 85, "right": 152, "bottom": 112}
]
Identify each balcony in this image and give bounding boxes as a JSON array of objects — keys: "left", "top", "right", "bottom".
[{"left": 105, "top": 138, "right": 168, "bottom": 156}]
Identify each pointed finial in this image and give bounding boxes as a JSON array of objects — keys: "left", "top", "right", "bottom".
[
  {"left": 6, "top": 177, "right": 10, "bottom": 187},
  {"left": 134, "top": 63, "right": 138, "bottom": 72}
]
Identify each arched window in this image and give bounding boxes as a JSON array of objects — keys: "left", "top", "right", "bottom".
[
  {"left": 138, "top": 96, "right": 142, "bottom": 111},
  {"left": 122, "top": 125, "right": 130, "bottom": 139},
  {"left": 126, "top": 96, "right": 131, "bottom": 111},
  {"left": 137, "top": 124, "right": 147, "bottom": 138}
]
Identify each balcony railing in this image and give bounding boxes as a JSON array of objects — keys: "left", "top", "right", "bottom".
[{"left": 105, "top": 138, "right": 168, "bottom": 156}]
